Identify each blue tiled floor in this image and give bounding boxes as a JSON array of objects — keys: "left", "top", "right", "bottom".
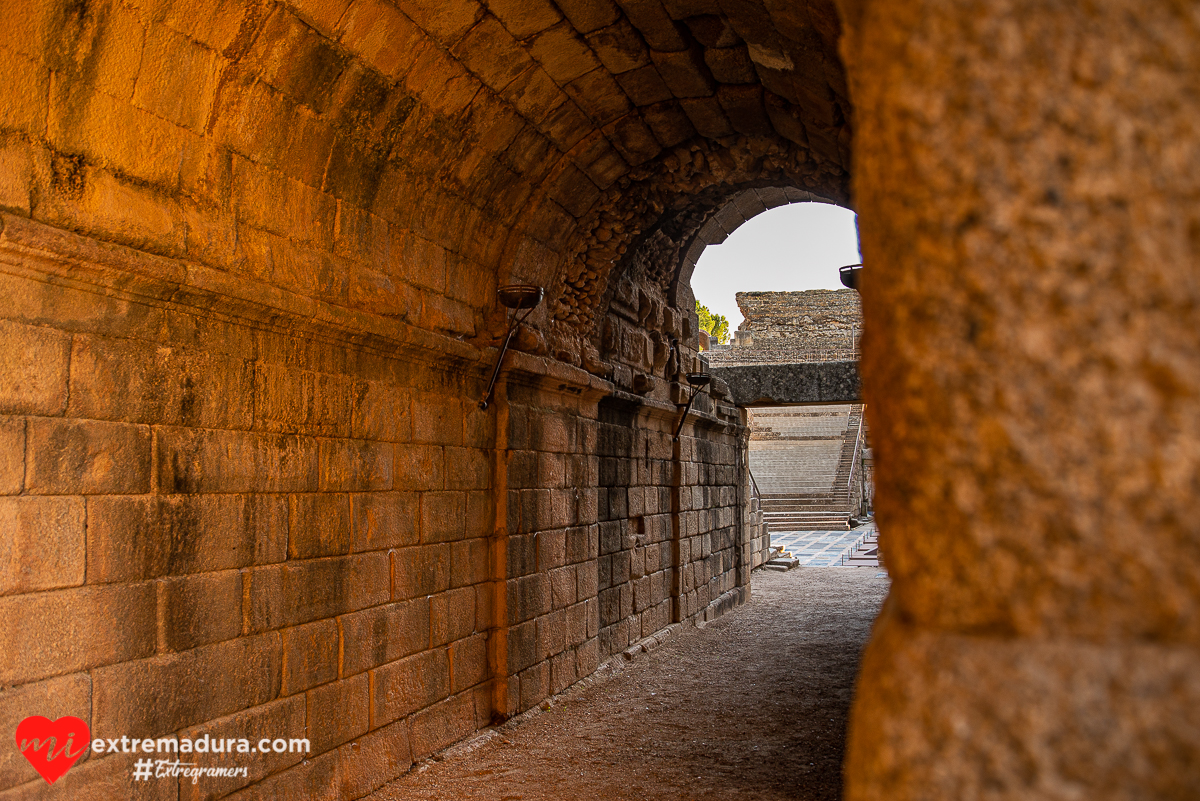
[{"left": 770, "top": 524, "right": 878, "bottom": 567}]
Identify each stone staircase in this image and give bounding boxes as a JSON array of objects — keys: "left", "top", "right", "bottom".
[{"left": 749, "top": 404, "right": 865, "bottom": 531}]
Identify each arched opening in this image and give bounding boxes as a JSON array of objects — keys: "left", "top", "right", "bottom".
[
  {"left": 684, "top": 197, "right": 872, "bottom": 546},
  {"left": 603, "top": 193, "right": 882, "bottom": 798},
  {"left": 676, "top": 193, "right": 858, "bottom": 321},
  {"left": 688, "top": 198, "right": 860, "bottom": 334}
]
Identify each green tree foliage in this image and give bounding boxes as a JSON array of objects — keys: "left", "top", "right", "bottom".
[{"left": 695, "top": 300, "right": 729, "bottom": 345}]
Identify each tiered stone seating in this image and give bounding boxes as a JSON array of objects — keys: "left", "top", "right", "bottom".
[{"left": 749, "top": 404, "right": 864, "bottom": 530}]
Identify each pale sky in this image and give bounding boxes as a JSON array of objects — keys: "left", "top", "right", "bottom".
[{"left": 690, "top": 202, "right": 861, "bottom": 332}]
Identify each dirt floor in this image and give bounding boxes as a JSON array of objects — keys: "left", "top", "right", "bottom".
[{"left": 369, "top": 567, "right": 890, "bottom": 801}]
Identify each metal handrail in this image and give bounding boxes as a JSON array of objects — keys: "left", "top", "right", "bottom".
[
  {"left": 748, "top": 469, "right": 761, "bottom": 500},
  {"left": 845, "top": 407, "right": 865, "bottom": 497}
]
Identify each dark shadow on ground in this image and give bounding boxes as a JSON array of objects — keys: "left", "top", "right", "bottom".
[{"left": 369, "top": 568, "right": 889, "bottom": 801}]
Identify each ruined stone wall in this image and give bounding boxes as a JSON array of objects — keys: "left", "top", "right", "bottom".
[{"left": 711, "top": 289, "right": 861, "bottom": 366}]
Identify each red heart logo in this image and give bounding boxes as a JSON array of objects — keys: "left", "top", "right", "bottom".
[{"left": 15, "top": 716, "right": 90, "bottom": 784}]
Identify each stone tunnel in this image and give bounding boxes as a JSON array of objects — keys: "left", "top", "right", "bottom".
[{"left": 0, "top": 0, "right": 1197, "bottom": 798}]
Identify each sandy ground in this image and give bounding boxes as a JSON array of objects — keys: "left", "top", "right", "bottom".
[{"left": 369, "top": 567, "right": 890, "bottom": 801}]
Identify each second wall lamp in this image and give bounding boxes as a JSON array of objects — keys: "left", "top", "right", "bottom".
[
  {"left": 673, "top": 372, "right": 711, "bottom": 441},
  {"left": 479, "top": 284, "right": 544, "bottom": 410}
]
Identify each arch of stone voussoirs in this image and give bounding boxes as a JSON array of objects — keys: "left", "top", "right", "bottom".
[
  {"left": 670, "top": 188, "right": 846, "bottom": 311},
  {"left": 5, "top": 0, "right": 853, "bottom": 351}
]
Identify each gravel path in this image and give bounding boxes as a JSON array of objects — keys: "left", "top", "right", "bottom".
[{"left": 370, "top": 567, "right": 890, "bottom": 801}]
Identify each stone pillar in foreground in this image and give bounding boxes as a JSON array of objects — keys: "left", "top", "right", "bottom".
[{"left": 839, "top": 1, "right": 1200, "bottom": 797}]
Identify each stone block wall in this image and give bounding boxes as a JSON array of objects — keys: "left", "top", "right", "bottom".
[
  {"left": 500, "top": 381, "right": 604, "bottom": 714},
  {"left": 595, "top": 398, "right": 674, "bottom": 657},
  {"left": 499, "top": 375, "right": 749, "bottom": 720},
  {"left": 0, "top": 212, "right": 751, "bottom": 798},
  {"left": 0, "top": 216, "right": 497, "bottom": 798},
  {"left": 746, "top": 496, "right": 770, "bottom": 570},
  {"left": 674, "top": 420, "right": 748, "bottom": 624}
]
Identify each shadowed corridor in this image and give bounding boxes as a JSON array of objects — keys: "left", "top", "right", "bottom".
[{"left": 368, "top": 568, "right": 888, "bottom": 800}]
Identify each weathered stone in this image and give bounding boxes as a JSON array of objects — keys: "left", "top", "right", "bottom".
[
  {"left": 0, "top": 496, "right": 84, "bottom": 594},
  {"left": 709, "top": 361, "right": 860, "bottom": 405},
  {"left": 409, "top": 691, "right": 476, "bottom": 760},
  {"left": 0, "top": 583, "right": 156, "bottom": 684},
  {"left": 133, "top": 26, "right": 224, "bottom": 133},
  {"left": 708, "top": 290, "right": 862, "bottom": 364},
  {"left": 155, "top": 428, "right": 318, "bottom": 494},
  {"left": 176, "top": 694, "right": 307, "bottom": 799},
  {"left": 0, "top": 319, "right": 70, "bottom": 416},
  {"left": 392, "top": 544, "right": 451, "bottom": 600},
  {"left": 86, "top": 494, "right": 288, "bottom": 582},
  {"left": 91, "top": 634, "right": 281, "bottom": 740},
  {"left": 246, "top": 553, "right": 390, "bottom": 631},
  {"left": 0, "top": 673, "right": 90, "bottom": 790},
  {"left": 340, "top": 598, "right": 431, "bottom": 677},
  {"left": 156, "top": 570, "right": 243, "bottom": 653},
  {"left": 280, "top": 618, "right": 339, "bottom": 696},
  {"left": 648, "top": 48, "right": 716, "bottom": 98},
  {"left": 306, "top": 673, "right": 369, "bottom": 756},
  {"left": 839, "top": 2, "right": 1200, "bottom": 796},
  {"left": 615, "top": 64, "right": 674, "bottom": 106},
  {"left": 529, "top": 24, "right": 603, "bottom": 83},
  {"left": 371, "top": 649, "right": 450, "bottom": 727},
  {"left": 586, "top": 19, "right": 651, "bottom": 74},
  {"left": 351, "top": 491, "right": 419, "bottom": 552},
  {"left": 69, "top": 334, "right": 254, "bottom": 428},
  {"left": 487, "top": 0, "right": 563, "bottom": 38}
]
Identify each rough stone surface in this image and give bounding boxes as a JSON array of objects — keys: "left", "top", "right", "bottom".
[
  {"left": 709, "top": 362, "right": 860, "bottom": 406},
  {"left": 841, "top": 0, "right": 1200, "bottom": 797},
  {"left": 851, "top": 604, "right": 1200, "bottom": 800},
  {"left": 705, "top": 290, "right": 862, "bottom": 405},
  {"left": 709, "top": 290, "right": 862, "bottom": 365},
  {"left": 0, "top": 204, "right": 755, "bottom": 797},
  {"left": 366, "top": 568, "right": 889, "bottom": 800}
]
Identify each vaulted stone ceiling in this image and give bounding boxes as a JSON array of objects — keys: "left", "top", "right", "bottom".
[{"left": 4, "top": 0, "right": 851, "bottom": 359}]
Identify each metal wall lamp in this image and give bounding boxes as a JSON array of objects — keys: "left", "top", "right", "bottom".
[
  {"left": 672, "top": 372, "right": 711, "bottom": 441},
  {"left": 479, "top": 284, "right": 544, "bottom": 410},
  {"left": 839, "top": 263, "right": 863, "bottom": 290}
]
